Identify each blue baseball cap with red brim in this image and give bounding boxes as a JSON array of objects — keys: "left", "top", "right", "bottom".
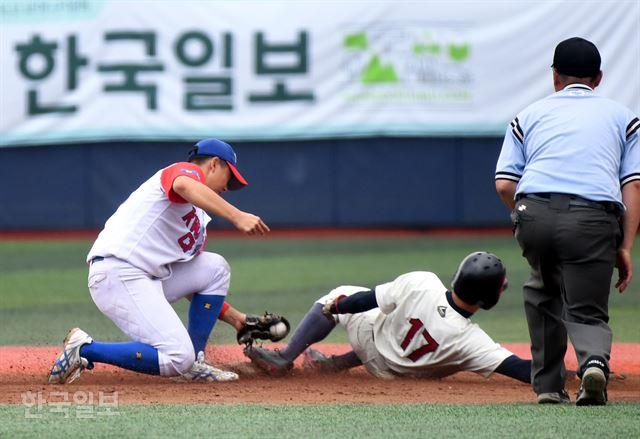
[{"left": 189, "top": 138, "right": 248, "bottom": 190}]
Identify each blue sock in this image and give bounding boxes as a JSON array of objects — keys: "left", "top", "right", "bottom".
[
  {"left": 188, "top": 293, "right": 225, "bottom": 354},
  {"left": 79, "top": 341, "right": 160, "bottom": 375}
]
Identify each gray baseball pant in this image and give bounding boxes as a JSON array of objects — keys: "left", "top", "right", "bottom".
[{"left": 512, "top": 194, "right": 621, "bottom": 394}]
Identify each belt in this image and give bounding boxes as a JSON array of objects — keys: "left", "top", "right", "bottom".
[
  {"left": 517, "top": 193, "right": 621, "bottom": 215},
  {"left": 90, "top": 256, "right": 104, "bottom": 265}
]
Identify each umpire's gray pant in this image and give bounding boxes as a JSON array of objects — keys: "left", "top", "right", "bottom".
[{"left": 512, "top": 195, "right": 621, "bottom": 394}]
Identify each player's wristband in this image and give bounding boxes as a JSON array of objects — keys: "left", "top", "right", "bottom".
[{"left": 217, "top": 301, "right": 230, "bottom": 320}]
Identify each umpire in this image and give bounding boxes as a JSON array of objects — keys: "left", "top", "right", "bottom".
[{"left": 495, "top": 37, "right": 640, "bottom": 406}]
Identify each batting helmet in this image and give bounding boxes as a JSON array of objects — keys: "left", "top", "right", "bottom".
[{"left": 451, "top": 252, "right": 506, "bottom": 310}]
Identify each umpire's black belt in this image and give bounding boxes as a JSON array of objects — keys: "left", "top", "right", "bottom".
[{"left": 517, "top": 193, "right": 622, "bottom": 216}]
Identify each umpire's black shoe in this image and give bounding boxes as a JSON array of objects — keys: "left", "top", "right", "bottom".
[
  {"left": 244, "top": 346, "right": 293, "bottom": 377},
  {"left": 537, "top": 390, "right": 571, "bottom": 404},
  {"left": 576, "top": 367, "right": 608, "bottom": 406}
]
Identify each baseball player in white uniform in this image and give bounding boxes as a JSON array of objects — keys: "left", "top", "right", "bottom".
[
  {"left": 48, "top": 138, "right": 272, "bottom": 384},
  {"left": 246, "top": 252, "right": 532, "bottom": 384}
]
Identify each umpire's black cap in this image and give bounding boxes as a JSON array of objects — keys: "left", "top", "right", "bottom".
[{"left": 552, "top": 37, "right": 601, "bottom": 78}]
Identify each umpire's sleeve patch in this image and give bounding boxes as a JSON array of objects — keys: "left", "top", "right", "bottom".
[
  {"left": 510, "top": 117, "right": 524, "bottom": 144},
  {"left": 626, "top": 117, "right": 640, "bottom": 140}
]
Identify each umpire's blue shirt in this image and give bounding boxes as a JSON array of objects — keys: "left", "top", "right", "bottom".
[{"left": 495, "top": 84, "right": 640, "bottom": 205}]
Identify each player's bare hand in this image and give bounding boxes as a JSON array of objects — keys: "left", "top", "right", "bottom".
[
  {"left": 615, "top": 248, "right": 633, "bottom": 293},
  {"left": 322, "top": 295, "right": 346, "bottom": 316},
  {"left": 232, "top": 211, "right": 270, "bottom": 236}
]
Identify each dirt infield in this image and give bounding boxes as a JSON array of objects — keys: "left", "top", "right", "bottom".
[{"left": 1, "top": 343, "right": 638, "bottom": 405}]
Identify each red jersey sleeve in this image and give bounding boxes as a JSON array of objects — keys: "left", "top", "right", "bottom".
[{"left": 160, "top": 162, "right": 206, "bottom": 203}]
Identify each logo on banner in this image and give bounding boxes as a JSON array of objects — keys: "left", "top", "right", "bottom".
[{"left": 342, "top": 24, "right": 474, "bottom": 107}]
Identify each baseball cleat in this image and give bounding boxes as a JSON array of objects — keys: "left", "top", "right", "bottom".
[
  {"left": 302, "top": 348, "right": 340, "bottom": 373},
  {"left": 243, "top": 346, "right": 293, "bottom": 377},
  {"left": 537, "top": 390, "right": 571, "bottom": 404},
  {"left": 180, "top": 351, "right": 239, "bottom": 382},
  {"left": 48, "top": 328, "right": 93, "bottom": 384},
  {"left": 576, "top": 367, "right": 607, "bottom": 406}
]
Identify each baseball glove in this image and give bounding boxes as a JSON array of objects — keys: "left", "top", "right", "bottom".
[{"left": 237, "top": 312, "right": 290, "bottom": 346}]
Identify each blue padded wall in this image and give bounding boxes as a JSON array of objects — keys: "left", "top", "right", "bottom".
[{"left": 0, "top": 138, "right": 512, "bottom": 229}]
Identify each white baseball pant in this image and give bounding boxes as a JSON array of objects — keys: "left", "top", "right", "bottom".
[
  {"left": 316, "top": 286, "right": 396, "bottom": 379},
  {"left": 87, "top": 252, "right": 230, "bottom": 376}
]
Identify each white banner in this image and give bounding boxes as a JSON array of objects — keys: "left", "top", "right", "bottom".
[{"left": 1, "top": 0, "right": 639, "bottom": 146}]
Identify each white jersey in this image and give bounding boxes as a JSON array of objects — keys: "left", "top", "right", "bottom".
[
  {"left": 87, "top": 162, "right": 211, "bottom": 279},
  {"left": 373, "top": 271, "right": 512, "bottom": 378}
]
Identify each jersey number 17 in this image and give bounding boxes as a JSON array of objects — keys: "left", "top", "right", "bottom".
[{"left": 400, "top": 318, "right": 439, "bottom": 362}]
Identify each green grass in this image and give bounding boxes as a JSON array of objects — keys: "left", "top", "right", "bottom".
[
  {"left": 2, "top": 236, "right": 639, "bottom": 437},
  {"left": 1, "top": 403, "right": 639, "bottom": 438},
  {"left": 1, "top": 236, "right": 638, "bottom": 345}
]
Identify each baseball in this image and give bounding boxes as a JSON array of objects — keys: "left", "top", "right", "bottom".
[{"left": 270, "top": 322, "right": 288, "bottom": 338}]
